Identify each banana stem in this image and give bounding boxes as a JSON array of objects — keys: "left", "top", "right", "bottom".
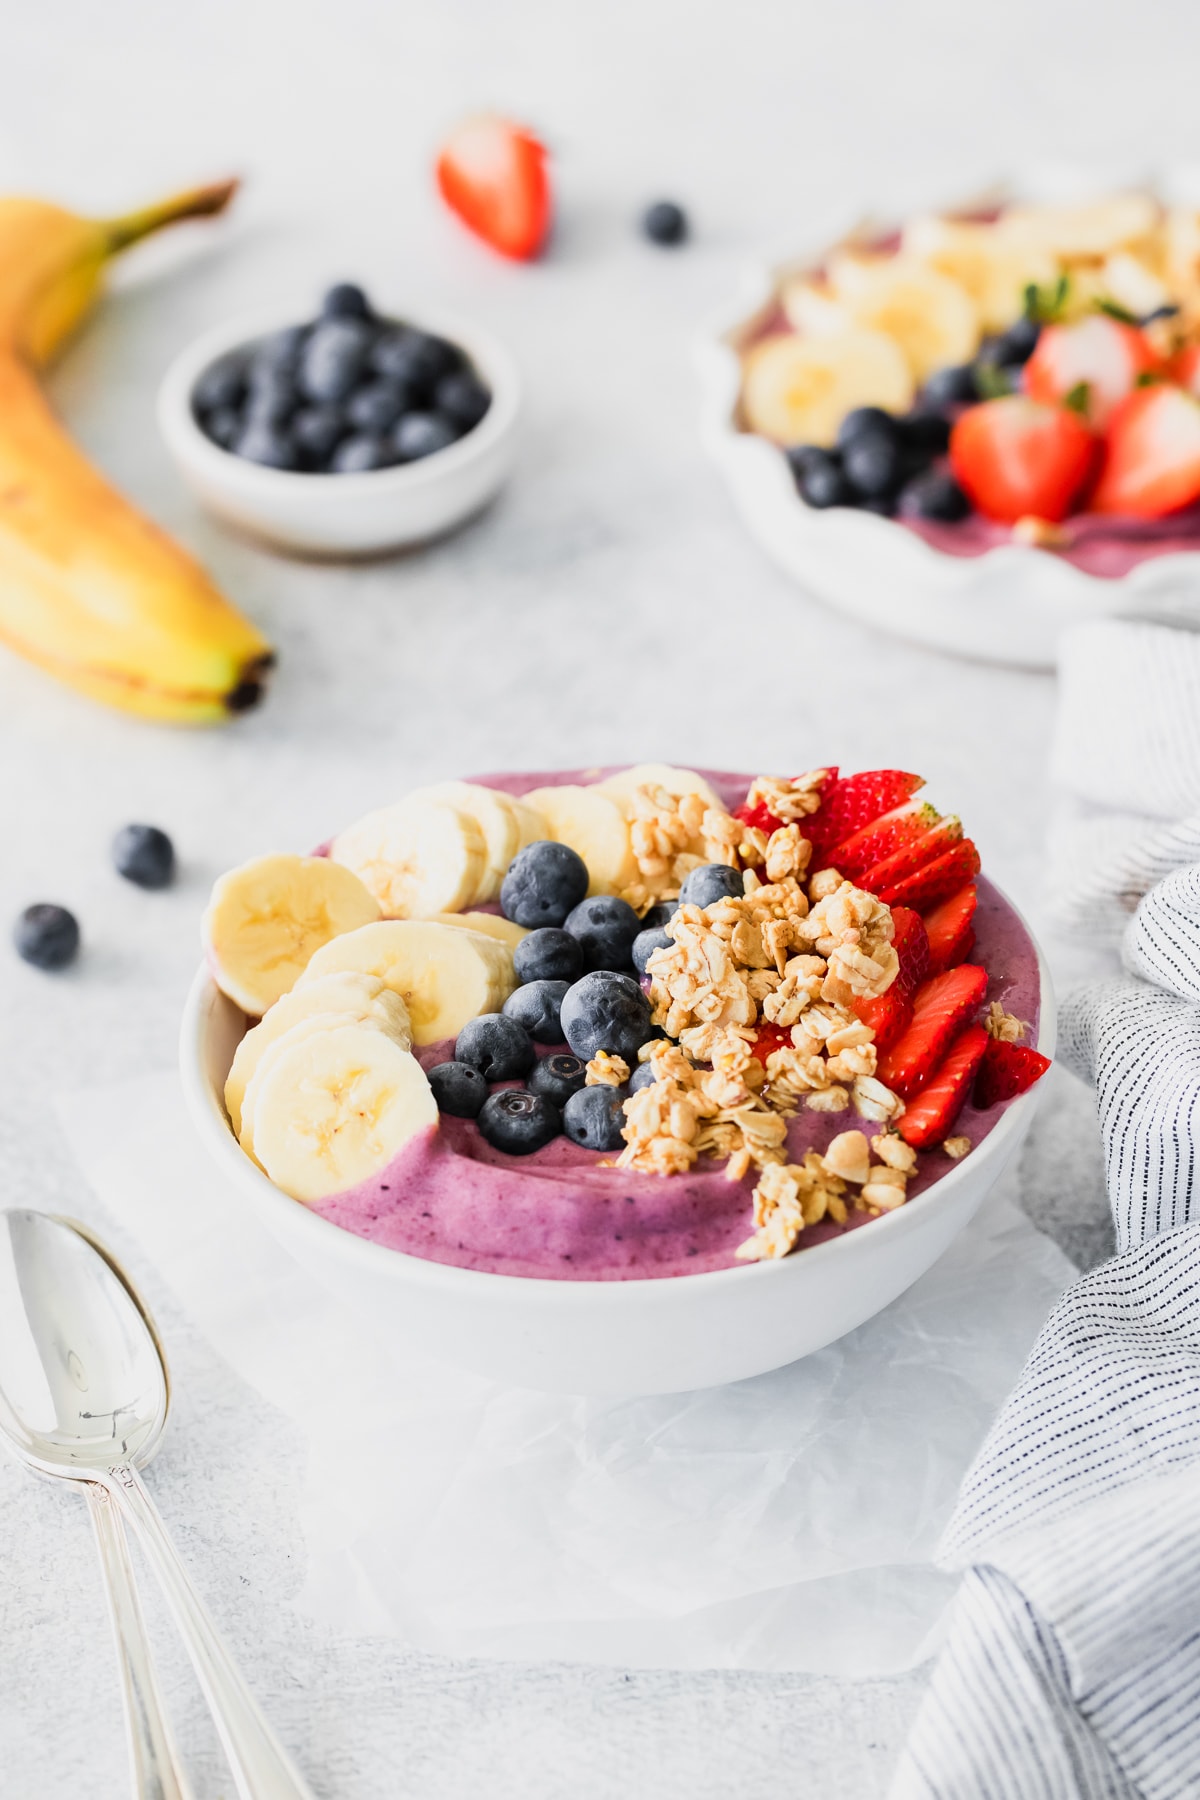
[{"left": 102, "top": 179, "right": 240, "bottom": 254}]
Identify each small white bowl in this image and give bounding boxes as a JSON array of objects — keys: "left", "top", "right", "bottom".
[
  {"left": 178, "top": 902, "right": 1055, "bottom": 1398},
  {"left": 158, "top": 305, "right": 520, "bottom": 557}
]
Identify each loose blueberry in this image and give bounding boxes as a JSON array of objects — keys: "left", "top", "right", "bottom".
[
  {"left": 291, "top": 405, "right": 345, "bottom": 468},
  {"left": 112, "top": 824, "right": 175, "bottom": 889},
  {"left": 796, "top": 449, "right": 853, "bottom": 509},
  {"left": 641, "top": 900, "right": 680, "bottom": 930},
  {"left": 919, "top": 364, "right": 978, "bottom": 410},
  {"left": 433, "top": 371, "right": 491, "bottom": 432},
  {"left": 501, "top": 841, "right": 589, "bottom": 929},
  {"left": 898, "top": 410, "right": 952, "bottom": 458},
  {"left": 898, "top": 469, "right": 972, "bottom": 523},
  {"left": 454, "top": 1012, "right": 535, "bottom": 1082},
  {"left": 322, "top": 283, "right": 372, "bottom": 321},
  {"left": 836, "top": 407, "right": 900, "bottom": 452},
  {"left": 563, "top": 894, "right": 641, "bottom": 973},
  {"left": 842, "top": 431, "right": 904, "bottom": 499},
  {"left": 330, "top": 433, "right": 393, "bottom": 474},
  {"left": 14, "top": 903, "right": 79, "bottom": 971},
  {"left": 428, "top": 1060, "right": 487, "bottom": 1118},
  {"left": 298, "top": 318, "right": 373, "bottom": 405},
  {"left": 512, "top": 927, "right": 584, "bottom": 986},
  {"left": 503, "top": 979, "right": 570, "bottom": 1044},
  {"left": 234, "top": 424, "right": 299, "bottom": 470},
  {"left": 679, "top": 864, "right": 744, "bottom": 909},
  {"left": 628, "top": 1060, "right": 658, "bottom": 1093},
  {"left": 477, "top": 1088, "right": 561, "bottom": 1155},
  {"left": 560, "top": 971, "right": 653, "bottom": 1065},
  {"left": 373, "top": 330, "right": 461, "bottom": 390},
  {"left": 562, "top": 1085, "right": 627, "bottom": 1152},
  {"left": 642, "top": 200, "right": 688, "bottom": 246},
  {"left": 193, "top": 351, "right": 248, "bottom": 416},
  {"left": 393, "top": 412, "right": 460, "bottom": 462},
  {"left": 632, "top": 926, "right": 672, "bottom": 977},
  {"left": 345, "top": 379, "right": 408, "bottom": 435},
  {"left": 528, "top": 1053, "right": 588, "bottom": 1106},
  {"left": 203, "top": 407, "right": 243, "bottom": 451}
]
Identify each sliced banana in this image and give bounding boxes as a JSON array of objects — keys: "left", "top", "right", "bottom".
[
  {"left": 239, "top": 1010, "right": 369, "bottom": 1159},
  {"left": 330, "top": 799, "right": 486, "bottom": 919},
  {"left": 510, "top": 796, "right": 548, "bottom": 851},
  {"left": 521, "top": 784, "right": 638, "bottom": 895},
  {"left": 780, "top": 277, "right": 851, "bottom": 337},
  {"left": 740, "top": 329, "right": 914, "bottom": 447},
  {"left": 432, "top": 911, "right": 529, "bottom": 949},
  {"left": 1006, "top": 193, "right": 1160, "bottom": 261},
  {"left": 251, "top": 1024, "right": 438, "bottom": 1204},
  {"left": 1100, "top": 249, "right": 1170, "bottom": 319},
  {"left": 204, "top": 854, "right": 381, "bottom": 1018},
  {"left": 396, "top": 781, "right": 522, "bottom": 904},
  {"left": 901, "top": 215, "right": 1058, "bottom": 331},
  {"left": 828, "top": 254, "right": 978, "bottom": 384},
  {"left": 299, "top": 919, "right": 516, "bottom": 1045},
  {"left": 595, "top": 763, "right": 721, "bottom": 813},
  {"left": 225, "top": 971, "right": 412, "bottom": 1138}
]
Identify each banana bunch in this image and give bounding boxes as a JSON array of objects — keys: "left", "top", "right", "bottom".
[{"left": 0, "top": 180, "right": 272, "bottom": 722}]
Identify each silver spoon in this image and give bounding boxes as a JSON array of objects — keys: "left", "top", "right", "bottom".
[{"left": 0, "top": 1209, "right": 315, "bottom": 1800}]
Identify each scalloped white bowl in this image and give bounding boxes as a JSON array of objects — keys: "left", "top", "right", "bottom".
[{"left": 698, "top": 169, "right": 1200, "bottom": 670}]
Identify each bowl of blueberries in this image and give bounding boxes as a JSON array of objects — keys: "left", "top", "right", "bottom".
[{"left": 158, "top": 283, "right": 519, "bottom": 556}]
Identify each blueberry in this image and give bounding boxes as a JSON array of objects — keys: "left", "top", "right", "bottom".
[
  {"left": 560, "top": 971, "right": 653, "bottom": 1064},
  {"left": 860, "top": 493, "right": 897, "bottom": 516},
  {"left": 234, "top": 423, "right": 299, "bottom": 470},
  {"left": 641, "top": 900, "right": 680, "bottom": 930},
  {"left": 477, "top": 1088, "right": 561, "bottom": 1155},
  {"left": 898, "top": 469, "right": 972, "bottom": 523},
  {"left": 428, "top": 1060, "right": 487, "bottom": 1118},
  {"left": 997, "top": 315, "right": 1040, "bottom": 364},
  {"left": 393, "top": 412, "right": 460, "bottom": 462},
  {"left": 242, "top": 368, "right": 299, "bottom": 428},
  {"left": 842, "top": 431, "right": 904, "bottom": 499},
  {"left": 528, "top": 1053, "right": 588, "bottom": 1106},
  {"left": 433, "top": 371, "right": 491, "bottom": 432},
  {"left": 322, "top": 283, "right": 372, "bottom": 321},
  {"left": 642, "top": 200, "right": 688, "bottom": 246},
  {"left": 836, "top": 407, "right": 900, "bottom": 452},
  {"left": 292, "top": 405, "right": 345, "bottom": 468},
  {"left": 628, "top": 1060, "right": 658, "bottom": 1093},
  {"left": 112, "top": 824, "right": 174, "bottom": 889},
  {"left": 785, "top": 444, "right": 828, "bottom": 480},
  {"left": 898, "top": 410, "right": 952, "bottom": 458},
  {"left": 503, "top": 979, "right": 570, "bottom": 1044},
  {"left": 454, "top": 1012, "right": 535, "bottom": 1082},
  {"left": 193, "top": 351, "right": 248, "bottom": 416},
  {"left": 251, "top": 326, "right": 307, "bottom": 378},
  {"left": 562, "top": 1085, "right": 627, "bottom": 1152},
  {"left": 299, "top": 319, "right": 373, "bottom": 405},
  {"left": 919, "top": 364, "right": 978, "bottom": 410},
  {"left": 563, "top": 894, "right": 641, "bottom": 973},
  {"left": 372, "top": 330, "right": 461, "bottom": 389},
  {"left": 796, "top": 449, "right": 853, "bottom": 509},
  {"left": 632, "top": 926, "right": 672, "bottom": 976},
  {"left": 330, "top": 433, "right": 393, "bottom": 474},
  {"left": 500, "top": 841, "right": 589, "bottom": 928},
  {"left": 14, "top": 904, "right": 79, "bottom": 971},
  {"left": 345, "top": 379, "right": 407, "bottom": 435},
  {"left": 679, "top": 863, "right": 744, "bottom": 909},
  {"left": 202, "top": 406, "right": 242, "bottom": 451},
  {"left": 512, "top": 927, "right": 584, "bottom": 986}
]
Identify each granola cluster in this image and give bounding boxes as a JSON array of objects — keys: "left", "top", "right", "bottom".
[
  {"left": 735, "top": 1127, "right": 919, "bottom": 1262},
  {"left": 985, "top": 1002, "right": 1027, "bottom": 1043},
  {"left": 617, "top": 1035, "right": 787, "bottom": 1181}
]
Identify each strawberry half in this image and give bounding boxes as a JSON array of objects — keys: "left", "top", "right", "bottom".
[
  {"left": 974, "top": 1038, "right": 1051, "bottom": 1108},
  {"left": 854, "top": 907, "right": 930, "bottom": 1052},
  {"left": 435, "top": 115, "right": 551, "bottom": 261},
  {"left": 897, "top": 1025, "right": 990, "bottom": 1149},
  {"left": 873, "top": 839, "right": 981, "bottom": 910},
  {"left": 1023, "top": 314, "right": 1162, "bottom": 427},
  {"left": 825, "top": 803, "right": 941, "bottom": 881},
  {"left": 950, "top": 396, "right": 1097, "bottom": 524},
  {"left": 877, "top": 963, "right": 988, "bottom": 1101},
  {"left": 923, "top": 883, "right": 978, "bottom": 975},
  {"left": 1170, "top": 343, "right": 1200, "bottom": 399},
  {"left": 1090, "top": 385, "right": 1200, "bottom": 518},
  {"left": 805, "top": 770, "right": 924, "bottom": 852},
  {"left": 857, "top": 816, "right": 963, "bottom": 897}
]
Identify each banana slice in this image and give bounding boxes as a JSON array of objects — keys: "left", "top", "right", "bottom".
[
  {"left": 238, "top": 1009, "right": 369, "bottom": 1159},
  {"left": 780, "top": 277, "right": 851, "bottom": 337},
  {"left": 432, "top": 911, "right": 529, "bottom": 949},
  {"left": 1006, "top": 193, "right": 1159, "bottom": 261},
  {"left": 595, "top": 763, "right": 721, "bottom": 812},
  {"left": 521, "top": 784, "right": 637, "bottom": 895},
  {"left": 204, "top": 854, "right": 381, "bottom": 1018},
  {"left": 251, "top": 1024, "right": 438, "bottom": 1204},
  {"left": 1100, "top": 250, "right": 1170, "bottom": 319},
  {"left": 299, "top": 919, "right": 516, "bottom": 1045},
  {"left": 330, "top": 800, "right": 486, "bottom": 919},
  {"left": 397, "top": 781, "right": 522, "bottom": 904},
  {"left": 828, "top": 254, "right": 978, "bottom": 384},
  {"left": 901, "top": 215, "right": 1058, "bottom": 331},
  {"left": 510, "top": 796, "right": 548, "bottom": 851},
  {"left": 740, "top": 329, "right": 914, "bottom": 447},
  {"left": 225, "top": 971, "right": 412, "bottom": 1138}
]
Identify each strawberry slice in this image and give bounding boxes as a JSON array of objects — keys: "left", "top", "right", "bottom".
[
  {"left": 805, "top": 770, "right": 925, "bottom": 852},
  {"left": 734, "top": 800, "right": 785, "bottom": 839},
  {"left": 974, "top": 1038, "right": 1051, "bottom": 1108},
  {"left": 874, "top": 840, "right": 982, "bottom": 910},
  {"left": 825, "top": 803, "right": 941, "bottom": 881},
  {"left": 1170, "top": 344, "right": 1200, "bottom": 399},
  {"left": 1090, "top": 384, "right": 1200, "bottom": 518},
  {"left": 435, "top": 115, "right": 551, "bottom": 261},
  {"left": 857, "top": 816, "right": 963, "bottom": 897},
  {"left": 924, "top": 883, "right": 978, "bottom": 975},
  {"left": 749, "top": 1021, "right": 793, "bottom": 1066},
  {"left": 854, "top": 907, "right": 930, "bottom": 1052},
  {"left": 877, "top": 963, "right": 988, "bottom": 1101},
  {"left": 1023, "top": 314, "right": 1162, "bottom": 427},
  {"left": 897, "top": 1025, "right": 990, "bottom": 1149},
  {"left": 950, "top": 395, "right": 1097, "bottom": 524}
]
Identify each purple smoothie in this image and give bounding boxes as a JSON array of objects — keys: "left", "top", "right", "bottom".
[{"left": 305, "top": 769, "right": 1044, "bottom": 1282}]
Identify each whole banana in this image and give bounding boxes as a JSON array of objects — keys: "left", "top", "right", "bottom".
[{"left": 0, "top": 180, "right": 273, "bottom": 723}]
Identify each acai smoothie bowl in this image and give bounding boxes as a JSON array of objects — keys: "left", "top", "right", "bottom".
[{"left": 180, "top": 763, "right": 1054, "bottom": 1394}]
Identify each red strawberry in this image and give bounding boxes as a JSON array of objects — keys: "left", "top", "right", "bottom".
[
  {"left": 974, "top": 1038, "right": 1051, "bottom": 1108},
  {"left": 734, "top": 800, "right": 785, "bottom": 839},
  {"left": 877, "top": 963, "right": 988, "bottom": 1101},
  {"left": 924, "top": 883, "right": 978, "bottom": 975},
  {"left": 897, "top": 1025, "right": 990, "bottom": 1149},
  {"left": 857, "top": 816, "right": 963, "bottom": 896},
  {"left": 435, "top": 115, "right": 551, "bottom": 261},
  {"left": 874, "top": 840, "right": 982, "bottom": 910},
  {"left": 1090, "top": 385, "right": 1200, "bottom": 518},
  {"left": 749, "top": 1021, "right": 793, "bottom": 1066},
  {"left": 854, "top": 907, "right": 930, "bottom": 1052},
  {"left": 950, "top": 396, "right": 1097, "bottom": 524},
  {"left": 1170, "top": 343, "right": 1200, "bottom": 398},
  {"left": 1023, "top": 314, "right": 1162, "bottom": 427},
  {"left": 825, "top": 803, "right": 941, "bottom": 881},
  {"left": 805, "top": 770, "right": 924, "bottom": 852}
]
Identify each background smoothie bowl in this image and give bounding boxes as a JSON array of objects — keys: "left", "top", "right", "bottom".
[{"left": 181, "top": 763, "right": 1054, "bottom": 1394}]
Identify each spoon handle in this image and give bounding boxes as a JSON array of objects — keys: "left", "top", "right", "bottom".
[
  {"left": 86, "top": 1480, "right": 195, "bottom": 1800},
  {"left": 104, "top": 1462, "right": 316, "bottom": 1800}
]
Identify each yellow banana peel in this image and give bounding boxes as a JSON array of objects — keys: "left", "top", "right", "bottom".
[{"left": 0, "top": 180, "right": 273, "bottom": 724}]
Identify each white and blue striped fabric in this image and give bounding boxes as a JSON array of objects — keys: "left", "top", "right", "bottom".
[{"left": 892, "top": 621, "right": 1200, "bottom": 1799}]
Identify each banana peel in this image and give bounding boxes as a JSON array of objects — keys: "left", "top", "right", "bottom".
[{"left": 0, "top": 181, "right": 273, "bottom": 723}]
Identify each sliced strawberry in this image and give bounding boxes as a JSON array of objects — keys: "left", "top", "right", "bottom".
[
  {"left": 805, "top": 770, "right": 925, "bottom": 852},
  {"left": 435, "top": 115, "right": 551, "bottom": 260},
  {"left": 853, "top": 907, "right": 929, "bottom": 1052},
  {"left": 1023, "top": 314, "right": 1162, "bottom": 427},
  {"left": 950, "top": 395, "right": 1097, "bottom": 524},
  {"left": 857, "top": 816, "right": 963, "bottom": 896},
  {"left": 734, "top": 800, "right": 785, "bottom": 839},
  {"left": 897, "top": 1025, "right": 990, "bottom": 1149},
  {"left": 924, "top": 883, "right": 978, "bottom": 975},
  {"left": 877, "top": 963, "right": 988, "bottom": 1101},
  {"left": 875, "top": 840, "right": 982, "bottom": 910},
  {"left": 1171, "top": 343, "right": 1200, "bottom": 399},
  {"left": 1090, "top": 384, "right": 1200, "bottom": 518},
  {"left": 825, "top": 803, "right": 941, "bottom": 881},
  {"left": 749, "top": 1021, "right": 793, "bottom": 1066},
  {"left": 974, "top": 1038, "right": 1052, "bottom": 1108}
]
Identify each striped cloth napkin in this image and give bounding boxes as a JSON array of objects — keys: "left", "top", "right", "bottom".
[{"left": 892, "top": 620, "right": 1200, "bottom": 1800}]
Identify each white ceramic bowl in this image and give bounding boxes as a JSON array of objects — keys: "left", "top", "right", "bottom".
[
  {"left": 158, "top": 306, "right": 520, "bottom": 556},
  {"left": 179, "top": 899, "right": 1055, "bottom": 1397},
  {"left": 698, "top": 170, "right": 1200, "bottom": 670}
]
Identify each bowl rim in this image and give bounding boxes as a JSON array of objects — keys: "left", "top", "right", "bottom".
[
  {"left": 178, "top": 877, "right": 1057, "bottom": 1306},
  {"left": 157, "top": 301, "right": 521, "bottom": 500}
]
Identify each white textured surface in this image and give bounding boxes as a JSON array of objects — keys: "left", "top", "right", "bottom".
[{"left": 0, "top": 0, "right": 1163, "bottom": 1791}]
